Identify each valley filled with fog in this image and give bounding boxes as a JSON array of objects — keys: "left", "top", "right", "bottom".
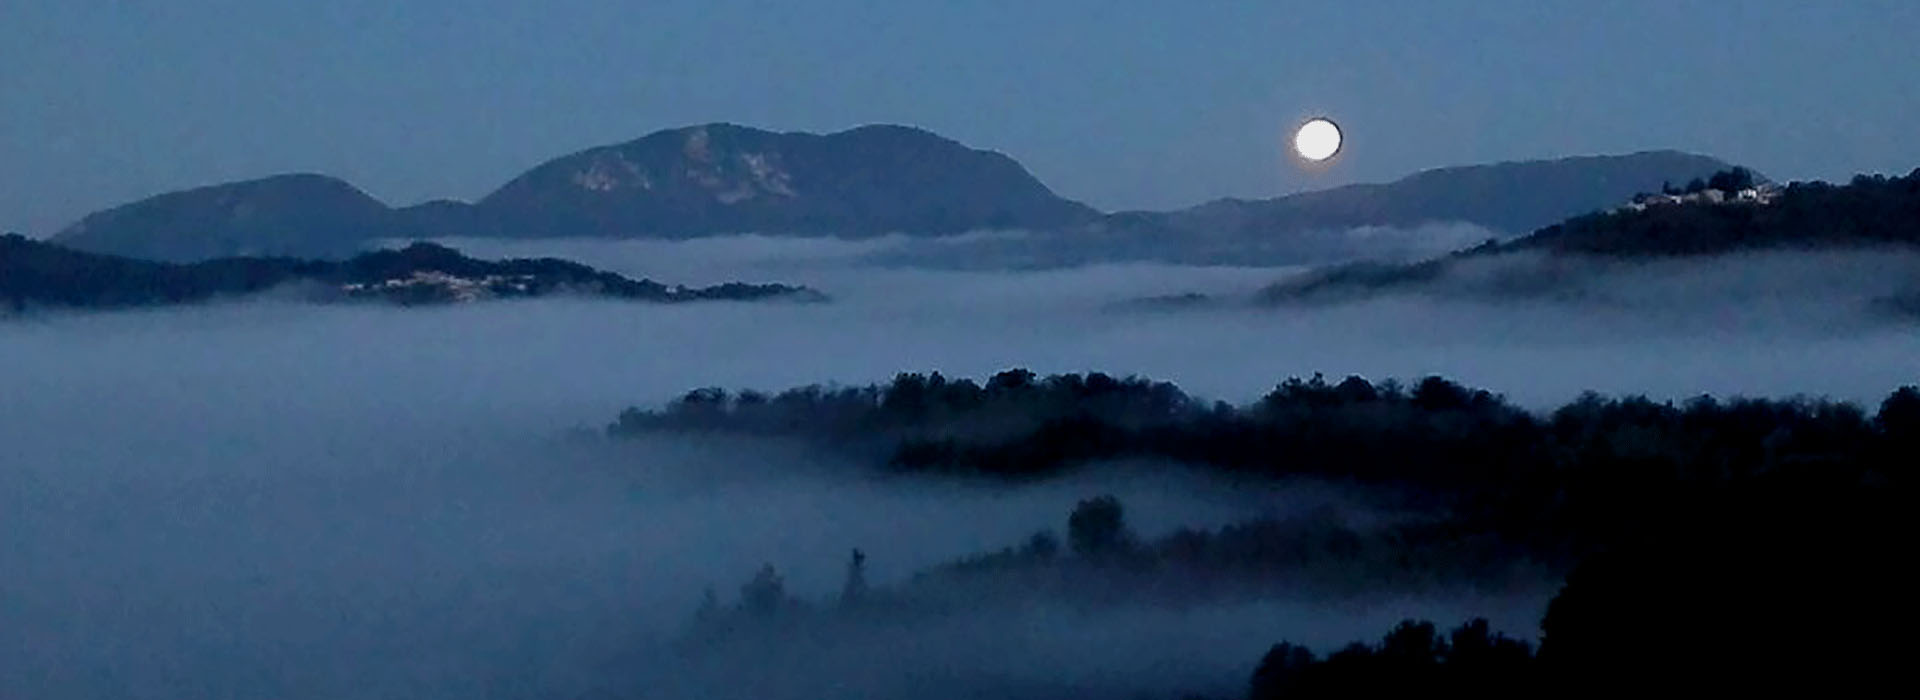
[{"left": 5, "top": 233, "right": 1918, "bottom": 699}]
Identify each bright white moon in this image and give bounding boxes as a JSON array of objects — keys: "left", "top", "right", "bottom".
[{"left": 1294, "top": 118, "right": 1342, "bottom": 162}]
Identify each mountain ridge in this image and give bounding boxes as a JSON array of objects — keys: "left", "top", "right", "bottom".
[
  {"left": 1101, "top": 149, "right": 1740, "bottom": 241},
  {"left": 47, "top": 123, "right": 1749, "bottom": 263}
]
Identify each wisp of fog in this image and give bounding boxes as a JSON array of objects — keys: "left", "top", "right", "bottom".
[{"left": 4, "top": 233, "right": 1917, "bottom": 699}]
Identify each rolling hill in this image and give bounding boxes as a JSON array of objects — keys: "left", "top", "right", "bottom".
[
  {"left": 2, "top": 234, "right": 821, "bottom": 313},
  {"left": 1256, "top": 168, "right": 1920, "bottom": 305}
]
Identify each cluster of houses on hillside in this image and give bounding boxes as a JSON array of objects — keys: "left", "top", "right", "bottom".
[
  {"left": 339, "top": 271, "right": 542, "bottom": 303},
  {"left": 1617, "top": 182, "right": 1783, "bottom": 213}
]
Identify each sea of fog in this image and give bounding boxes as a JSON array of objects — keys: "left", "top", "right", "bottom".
[{"left": 4, "top": 233, "right": 1917, "bottom": 699}]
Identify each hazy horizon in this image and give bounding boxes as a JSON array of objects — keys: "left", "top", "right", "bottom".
[
  {"left": 7, "top": 1, "right": 1920, "bottom": 236},
  {"left": 8, "top": 232, "right": 1919, "bottom": 697}
]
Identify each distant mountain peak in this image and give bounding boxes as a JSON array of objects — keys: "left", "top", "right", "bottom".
[
  {"left": 52, "top": 173, "right": 401, "bottom": 262},
  {"left": 465, "top": 122, "right": 1097, "bottom": 239},
  {"left": 97, "top": 172, "right": 374, "bottom": 206}
]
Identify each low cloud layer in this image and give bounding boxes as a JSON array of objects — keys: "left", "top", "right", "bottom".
[
  {"left": 4, "top": 234, "right": 1916, "bottom": 698},
  {"left": 439, "top": 235, "right": 1920, "bottom": 407}
]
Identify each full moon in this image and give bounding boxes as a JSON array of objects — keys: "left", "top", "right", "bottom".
[{"left": 1293, "top": 118, "right": 1343, "bottom": 162}]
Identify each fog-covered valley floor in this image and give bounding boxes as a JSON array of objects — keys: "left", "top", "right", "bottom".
[{"left": 5, "top": 234, "right": 1918, "bottom": 699}]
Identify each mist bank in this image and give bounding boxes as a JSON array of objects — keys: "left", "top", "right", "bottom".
[
  {"left": 1, "top": 304, "right": 1552, "bottom": 698},
  {"left": 101, "top": 231, "right": 1917, "bottom": 413},
  {"left": 1258, "top": 247, "right": 1920, "bottom": 319},
  {"left": 846, "top": 221, "right": 1502, "bottom": 270},
  {"left": 6, "top": 229, "right": 1918, "bottom": 697}
]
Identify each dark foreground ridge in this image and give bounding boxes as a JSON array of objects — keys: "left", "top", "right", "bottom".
[
  {"left": 1238, "top": 470, "right": 1904, "bottom": 697},
  {"left": 613, "top": 369, "right": 1911, "bottom": 553},
  {"left": 626, "top": 369, "right": 1910, "bottom": 694},
  {"left": 1260, "top": 166, "right": 1920, "bottom": 304},
  {"left": 1, "top": 234, "right": 824, "bottom": 313}
]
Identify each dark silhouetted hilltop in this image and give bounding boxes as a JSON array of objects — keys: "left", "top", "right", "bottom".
[
  {"left": 1258, "top": 167, "right": 1920, "bottom": 304},
  {"left": 2, "top": 235, "right": 821, "bottom": 313},
  {"left": 51, "top": 174, "right": 412, "bottom": 263}
]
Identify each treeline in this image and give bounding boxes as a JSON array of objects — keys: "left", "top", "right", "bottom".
[
  {"left": 920, "top": 495, "right": 1533, "bottom": 605},
  {"left": 1, "top": 234, "right": 820, "bottom": 311},
  {"left": 679, "top": 478, "right": 1903, "bottom": 690},
  {"left": 679, "top": 493, "right": 1535, "bottom": 656},
  {"left": 1248, "top": 618, "right": 1535, "bottom": 698},
  {"left": 613, "top": 369, "right": 1194, "bottom": 446},
  {"left": 1654, "top": 165, "right": 1760, "bottom": 196},
  {"left": 679, "top": 479, "right": 1902, "bottom": 692},
  {"left": 641, "top": 370, "right": 1912, "bottom": 689},
  {"left": 645, "top": 371, "right": 1911, "bottom": 689},
  {"left": 612, "top": 369, "right": 1915, "bottom": 551},
  {"left": 681, "top": 485, "right": 1902, "bottom": 694}
]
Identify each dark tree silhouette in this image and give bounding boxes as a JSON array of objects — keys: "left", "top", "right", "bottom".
[
  {"left": 1067, "top": 495, "right": 1133, "bottom": 559},
  {"left": 1248, "top": 642, "right": 1315, "bottom": 699},
  {"left": 613, "top": 368, "right": 1911, "bottom": 565},
  {"left": 1707, "top": 166, "right": 1757, "bottom": 192},
  {"left": 839, "top": 549, "right": 869, "bottom": 606},
  {"left": 1022, "top": 530, "right": 1060, "bottom": 559},
  {"left": 1249, "top": 618, "right": 1535, "bottom": 698},
  {"left": 694, "top": 586, "right": 720, "bottom": 623},
  {"left": 738, "top": 564, "right": 789, "bottom": 618}
]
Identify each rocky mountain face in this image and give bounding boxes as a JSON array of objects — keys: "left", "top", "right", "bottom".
[{"left": 426, "top": 123, "right": 1100, "bottom": 239}]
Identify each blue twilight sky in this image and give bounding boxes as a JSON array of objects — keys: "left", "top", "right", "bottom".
[{"left": 3, "top": 0, "right": 1918, "bottom": 236}]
